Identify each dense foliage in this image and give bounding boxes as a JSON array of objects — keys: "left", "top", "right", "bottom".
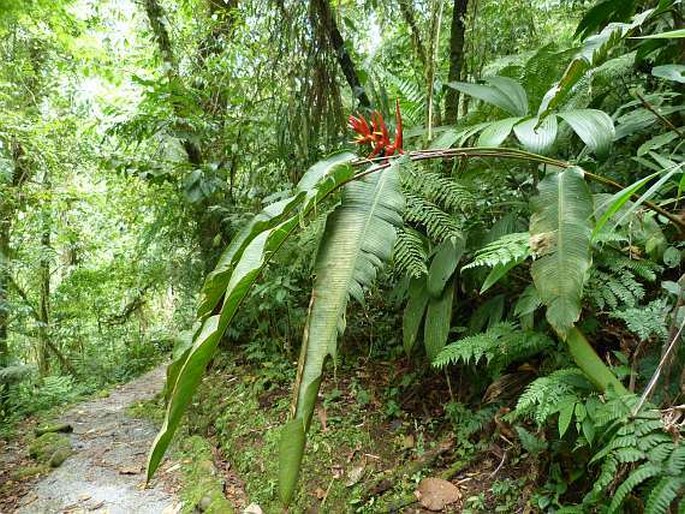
[{"left": 2, "top": 0, "right": 684, "bottom": 512}]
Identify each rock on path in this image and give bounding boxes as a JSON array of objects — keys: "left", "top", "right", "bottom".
[{"left": 15, "top": 366, "right": 182, "bottom": 514}]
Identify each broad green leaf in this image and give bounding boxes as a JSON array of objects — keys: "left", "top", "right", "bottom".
[
  {"left": 148, "top": 231, "right": 278, "bottom": 481},
  {"left": 424, "top": 285, "right": 454, "bottom": 361},
  {"left": 147, "top": 153, "right": 356, "bottom": 482},
  {"left": 477, "top": 117, "right": 520, "bottom": 147},
  {"left": 652, "top": 64, "right": 685, "bottom": 83},
  {"left": 488, "top": 77, "right": 529, "bottom": 117},
  {"left": 447, "top": 77, "right": 528, "bottom": 117},
  {"left": 454, "top": 122, "right": 493, "bottom": 145},
  {"left": 197, "top": 152, "right": 356, "bottom": 318},
  {"left": 557, "top": 109, "right": 615, "bottom": 157},
  {"left": 427, "top": 236, "right": 465, "bottom": 297},
  {"left": 513, "top": 115, "right": 558, "bottom": 155},
  {"left": 280, "top": 159, "right": 405, "bottom": 505},
  {"left": 429, "top": 128, "right": 459, "bottom": 149},
  {"left": 530, "top": 167, "right": 594, "bottom": 338},
  {"left": 403, "top": 278, "right": 430, "bottom": 355}
]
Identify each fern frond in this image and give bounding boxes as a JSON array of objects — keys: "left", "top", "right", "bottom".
[
  {"left": 393, "top": 227, "right": 428, "bottom": 278},
  {"left": 463, "top": 232, "right": 530, "bottom": 270},
  {"left": 608, "top": 463, "right": 663, "bottom": 514},
  {"left": 611, "top": 298, "right": 669, "bottom": 341},
  {"left": 645, "top": 476, "right": 684, "bottom": 514},
  {"left": 401, "top": 166, "right": 475, "bottom": 213},
  {"left": 404, "top": 193, "right": 462, "bottom": 242},
  {"left": 514, "top": 368, "right": 591, "bottom": 426},
  {"left": 433, "top": 322, "right": 552, "bottom": 376}
]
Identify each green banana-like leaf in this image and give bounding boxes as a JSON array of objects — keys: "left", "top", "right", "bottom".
[
  {"left": 530, "top": 167, "right": 594, "bottom": 339},
  {"left": 146, "top": 152, "right": 356, "bottom": 482},
  {"left": 513, "top": 115, "right": 558, "bottom": 155},
  {"left": 447, "top": 77, "right": 528, "bottom": 117},
  {"left": 424, "top": 284, "right": 454, "bottom": 361},
  {"left": 427, "top": 236, "right": 464, "bottom": 297},
  {"left": 477, "top": 117, "right": 520, "bottom": 147},
  {"left": 279, "top": 159, "right": 405, "bottom": 506},
  {"left": 403, "top": 277, "right": 430, "bottom": 355},
  {"left": 557, "top": 109, "right": 615, "bottom": 158}
]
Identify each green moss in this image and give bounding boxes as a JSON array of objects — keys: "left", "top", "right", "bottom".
[
  {"left": 177, "top": 435, "right": 234, "bottom": 514},
  {"left": 28, "top": 432, "right": 71, "bottom": 464},
  {"left": 49, "top": 446, "right": 72, "bottom": 467},
  {"left": 10, "top": 464, "right": 48, "bottom": 480}
]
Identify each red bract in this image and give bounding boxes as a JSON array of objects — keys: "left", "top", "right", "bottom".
[{"left": 348, "top": 99, "right": 404, "bottom": 158}]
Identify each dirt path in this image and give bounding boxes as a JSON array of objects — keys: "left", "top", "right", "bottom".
[{"left": 12, "top": 366, "right": 182, "bottom": 514}]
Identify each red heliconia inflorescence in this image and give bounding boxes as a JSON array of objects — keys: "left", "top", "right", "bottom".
[{"left": 348, "top": 99, "right": 404, "bottom": 158}]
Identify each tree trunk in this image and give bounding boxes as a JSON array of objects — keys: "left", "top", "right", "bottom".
[
  {"left": 444, "top": 0, "right": 469, "bottom": 125},
  {"left": 37, "top": 193, "right": 51, "bottom": 376},
  {"left": 398, "top": 0, "right": 427, "bottom": 71},
  {"left": 0, "top": 220, "right": 9, "bottom": 368},
  {"left": 311, "top": 0, "right": 371, "bottom": 109},
  {"left": 0, "top": 140, "right": 32, "bottom": 368}
]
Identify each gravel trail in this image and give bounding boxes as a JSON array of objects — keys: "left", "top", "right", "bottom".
[{"left": 14, "top": 366, "right": 182, "bottom": 514}]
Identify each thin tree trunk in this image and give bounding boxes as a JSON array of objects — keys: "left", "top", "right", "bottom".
[
  {"left": 0, "top": 222, "right": 9, "bottom": 368},
  {"left": 426, "top": 0, "right": 444, "bottom": 141},
  {"left": 37, "top": 192, "right": 51, "bottom": 376},
  {"left": 398, "top": 0, "right": 427, "bottom": 71},
  {"left": 444, "top": 0, "right": 469, "bottom": 125},
  {"left": 311, "top": 0, "right": 371, "bottom": 109},
  {"left": 0, "top": 140, "right": 31, "bottom": 368}
]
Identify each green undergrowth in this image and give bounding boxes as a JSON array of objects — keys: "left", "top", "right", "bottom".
[
  {"left": 187, "top": 355, "right": 402, "bottom": 512},
  {"left": 176, "top": 435, "right": 234, "bottom": 514},
  {"left": 135, "top": 351, "right": 478, "bottom": 512}
]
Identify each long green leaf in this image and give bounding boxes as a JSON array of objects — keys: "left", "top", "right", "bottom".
[
  {"left": 592, "top": 169, "right": 662, "bottom": 238},
  {"left": 403, "top": 277, "right": 430, "bottom": 355},
  {"left": 513, "top": 115, "right": 558, "bottom": 155},
  {"left": 530, "top": 167, "right": 594, "bottom": 338},
  {"left": 279, "top": 159, "right": 405, "bottom": 505},
  {"left": 146, "top": 153, "right": 356, "bottom": 482},
  {"left": 612, "top": 162, "right": 683, "bottom": 230},
  {"left": 447, "top": 77, "right": 528, "bottom": 117},
  {"left": 477, "top": 117, "right": 520, "bottom": 147},
  {"left": 427, "top": 236, "right": 464, "bottom": 297},
  {"left": 424, "top": 284, "right": 454, "bottom": 361},
  {"left": 557, "top": 109, "right": 615, "bottom": 158},
  {"left": 632, "top": 28, "right": 685, "bottom": 39}
]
